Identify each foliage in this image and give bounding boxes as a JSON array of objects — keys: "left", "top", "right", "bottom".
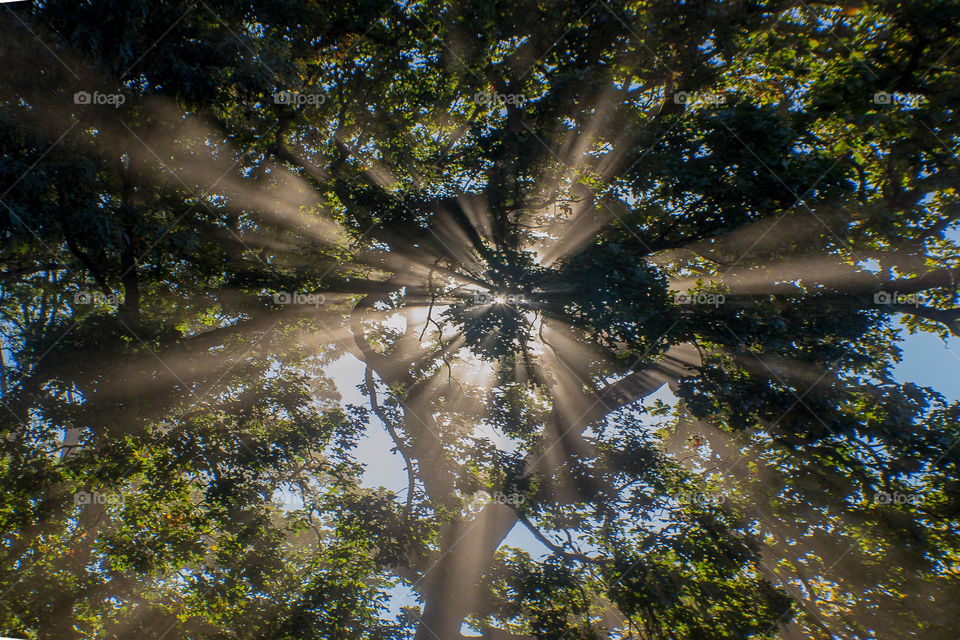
[{"left": 1, "top": 0, "right": 959, "bottom": 639}]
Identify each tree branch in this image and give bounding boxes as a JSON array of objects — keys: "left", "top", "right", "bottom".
[
  {"left": 895, "top": 305, "right": 960, "bottom": 336},
  {"left": 365, "top": 365, "right": 417, "bottom": 513},
  {"left": 515, "top": 511, "right": 603, "bottom": 565}
]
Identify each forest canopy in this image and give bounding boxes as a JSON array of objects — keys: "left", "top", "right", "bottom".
[{"left": 1, "top": 0, "right": 959, "bottom": 639}]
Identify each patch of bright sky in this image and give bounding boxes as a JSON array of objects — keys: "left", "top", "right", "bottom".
[
  {"left": 327, "top": 353, "right": 409, "bottom": 491},
  {"left": 895, "top": 322, "right": 960, "bottom": 401},
  {"left": 895, "top": 225, "right": 960, "bottom": 401}
]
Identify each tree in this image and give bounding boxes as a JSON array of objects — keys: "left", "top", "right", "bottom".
[{"left": 1, "top": 0, "right": 959, "bottom": 638}]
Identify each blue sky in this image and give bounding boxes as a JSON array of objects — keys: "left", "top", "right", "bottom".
[
  {"left": 895, "top": 320, "right": 960, "bottom": 401},
  {"left": 894, "top": 227, "right": 960, "bottom": 402}
]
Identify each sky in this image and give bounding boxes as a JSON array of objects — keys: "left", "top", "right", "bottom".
[
  {"left": 894, "top": 321, "right": 960, "bottom": 401},
  {"left": 893, "top": 227, "right": 960, "bottom": 401}
]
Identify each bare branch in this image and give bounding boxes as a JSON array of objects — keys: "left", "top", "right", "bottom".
[
  {"left": 365, "top": 366, "right": 417, "bottom": 513},
  {"left": 515, "top": 511, "right": 604, "bottom": 565}
]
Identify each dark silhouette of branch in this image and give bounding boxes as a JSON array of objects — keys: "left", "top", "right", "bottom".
[
  {"left": 365, "top": 365, "right": 417, "bottom": 513},
  {"left": 515, "top": 511, "right": 604, "bottom": 565},
  {"left": 895, "top": 305, "right": 960, "bottom": 336}
]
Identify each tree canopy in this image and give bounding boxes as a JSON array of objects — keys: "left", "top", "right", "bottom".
[{"left": 1, "top": 0, "right": 959, "bottom": 638}]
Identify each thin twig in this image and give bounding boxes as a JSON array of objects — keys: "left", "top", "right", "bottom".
[{"left": 365, "top": 366, "right": 417, "bottom": 513}]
